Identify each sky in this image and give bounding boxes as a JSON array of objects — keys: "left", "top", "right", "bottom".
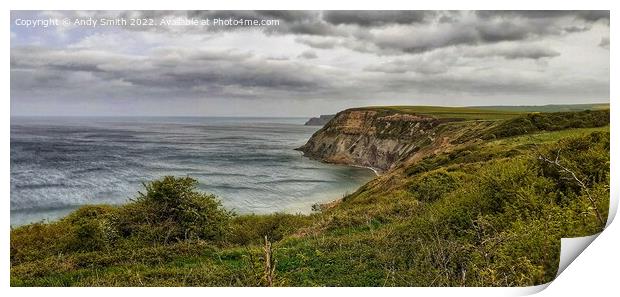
[{"left": 10, "top": 10, "right": 610, "bottom": 117}]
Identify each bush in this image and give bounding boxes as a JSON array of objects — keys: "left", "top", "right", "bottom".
[
  {"left": 11, "top": 221, "right": 73, "bottom": 264},
  {"left": 11, "top": 177, "right": 234, "bottom": 266},
  {"left": 480, "top": 109, "right": 609, "bottom": 140},
  {"left": 62, "top": 205, "right": 117, "bottom": 252},
  {"left": 538, "top": 132, "right": 609, "bottom": 193},
  {"left": 409, "top": 170, "right": 459, "bottom": 203},
  {"left": 114, "top": 176, "right": 233, "bottom": 243}
]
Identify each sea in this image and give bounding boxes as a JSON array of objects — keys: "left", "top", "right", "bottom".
[{"left": 10, "top": 117, "right": 376, "bottom": 226}]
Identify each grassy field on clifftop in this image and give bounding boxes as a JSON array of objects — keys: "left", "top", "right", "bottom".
[
  {"left": 10, "top": 108, "right": 610, "bottom": 287},
  {"left": 357, "top": 103, "right": 609, "bottom": 120}
]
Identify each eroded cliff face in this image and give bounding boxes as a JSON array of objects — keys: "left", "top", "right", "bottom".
[{"left": 297, "top": 108, "right": 452, "bottom": 172}]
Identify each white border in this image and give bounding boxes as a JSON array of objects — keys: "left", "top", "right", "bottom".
[{"left": 2, "top": 1, "right": 617, "bottom": 297}]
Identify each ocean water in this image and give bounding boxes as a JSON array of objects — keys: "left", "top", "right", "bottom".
[{"left": 10, "top": 117, "right": 376, "bottom": 226}]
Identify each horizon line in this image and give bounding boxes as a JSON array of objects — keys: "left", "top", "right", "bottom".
[{"left": 10, "top": 102, "right": 610, "bottom": 118}]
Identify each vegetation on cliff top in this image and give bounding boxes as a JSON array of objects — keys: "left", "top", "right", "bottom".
[
  {"left": 352, "top": 105, "right": 524, "bottom": 120},
  {"left": 353, "top": 103, "right": 609, "bottom": 121},
  {"left": 11, "top": 108, "right": 610, "bottom": 287}
]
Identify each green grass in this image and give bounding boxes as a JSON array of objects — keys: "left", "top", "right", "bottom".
[
  {"left": 473, "top": 103, "right": 610, "bottom": 112},
  {"left": 353, "top": 104, "right": 609, "bottom": 121},
  {"left": 353, "top": 105, "right": 525, "bottom": 120},
  {"left": 487, "top": 126, "right": 609, "bottom": 147},
  {"left": 11, "top": 109, "right": 610, "bottom": 287}
]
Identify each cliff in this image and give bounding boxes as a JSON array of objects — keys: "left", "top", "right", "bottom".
[
  {"left": 304, "top": 114, "right": 335, "bottom": 126},
  {"left": 296, "top": 108, "right": 457, "bottom": 172},
  {"left": 296, "top": 107, "right": 610, "bottom": 174}
]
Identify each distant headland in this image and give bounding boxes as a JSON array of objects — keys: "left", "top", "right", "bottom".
[{"left": 304, "top": 114, "right": 335, "bottom": 126}]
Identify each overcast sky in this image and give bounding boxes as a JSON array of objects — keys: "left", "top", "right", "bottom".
[{"left": 10, "top": 10, "right": 610, "bottom": 117}]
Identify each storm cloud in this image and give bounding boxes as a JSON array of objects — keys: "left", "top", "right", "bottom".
[{"left": 10, "top": 10, "right": 610, "bottom": 116}]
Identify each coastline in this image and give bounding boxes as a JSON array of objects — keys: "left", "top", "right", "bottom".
[
  {"left": 350, "top": 164, "right": 381, "bottom": 176},
  {"left": 297, "top": 160, "right": 378, "bottom": 213},
  {"left": 295, "top": 157, "right": 380, "bottom": 212}
]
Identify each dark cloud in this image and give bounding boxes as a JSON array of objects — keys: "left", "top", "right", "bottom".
[
  {"left": 465, "top": 45, "right": 561, "bottom": 60},
  {"left": 298, "top": 50, "right": 318, "bottom": 59},
  {"left": 563, "top": 26, "right": 590, "bottom": 33},
  {"left": 295, "top": 36, "right": 339, "bottom": 49},
  {"left": 475, "top": 10, "right": 609, "bottom": 22},
  {"left": 11, "top": 46, "right": 341, "bottom": 100},
  {"left": 599, "top": 37, "right": 610, "bottom": 49},
  {"left": 360, "top": 20, "right": 557, "bottom": 55},
  {"left": 576, "top": 10, "right": 610, "bottom": 22},
  {"left": 363, "top": 43, "right": 560, "bottom": 75},
  {"left": 322, "top": 11, "right": 431, "bottom": 26},
  {"left": 36, "top": 10, "right": 608, "bottom": 55},
  {"left": 10, "top": 10, "right": 610, "bottom": 115},
  {"left": 291, "top": 11, "right": 603, "bottom": 55}
]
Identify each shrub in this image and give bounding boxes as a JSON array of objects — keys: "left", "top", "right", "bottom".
[
  {"left": 538, "top": 131, "right": 610, "bottom": 195},
  {"left": 62, "top": 205, "right": 117, "bottom": 252},
  {"left": 113, "top": 176, "right": 233, "bottom": 243},
  {"left": 480, "top": 109, "right": 609, "bottom": 140},
  {"left": 409, "top": 170, "right": 459, "bottom": 203},
  {"left": 11, "top": 221, "right": 73, "bottom": 264},
  {"left": 66, "top": 205, "right": 117, "bottom": 243}
]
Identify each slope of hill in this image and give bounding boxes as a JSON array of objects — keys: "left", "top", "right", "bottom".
[{"left": 10, "top": 106, "right": 611, "bottom": 287}]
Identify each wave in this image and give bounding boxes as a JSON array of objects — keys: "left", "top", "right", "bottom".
[
  {"left": 256, "top": 178, "right": 336, "bottom": 184},
  {"left": 209, "top": 184, "right": 257, "bottom": 191},
  {"left": 70, "top": 166, "right": 108, "bottom": 175},
  {"left": 12, "top": 182, "right": 74, "bottom": 190}
]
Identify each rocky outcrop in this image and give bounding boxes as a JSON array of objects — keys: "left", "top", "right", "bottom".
[
  {"left": 296, "top": 108, "right": 452, "bottom": 172},
  {"left": 304, "top": 115, "right": 335, "bottom": 126}
]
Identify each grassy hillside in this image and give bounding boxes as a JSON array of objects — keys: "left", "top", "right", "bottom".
[
  {"left": 10, "top": 109, "right": 610, "bottom": 287},
  {"left": 355, "top": 103, "right": 609, "bottom": 120},
  {"left": 354, "top": 105, "right": 524, "bottom": 120},
  {"left": 474, "top": 103, "right": 610, "bottom": 113}
]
